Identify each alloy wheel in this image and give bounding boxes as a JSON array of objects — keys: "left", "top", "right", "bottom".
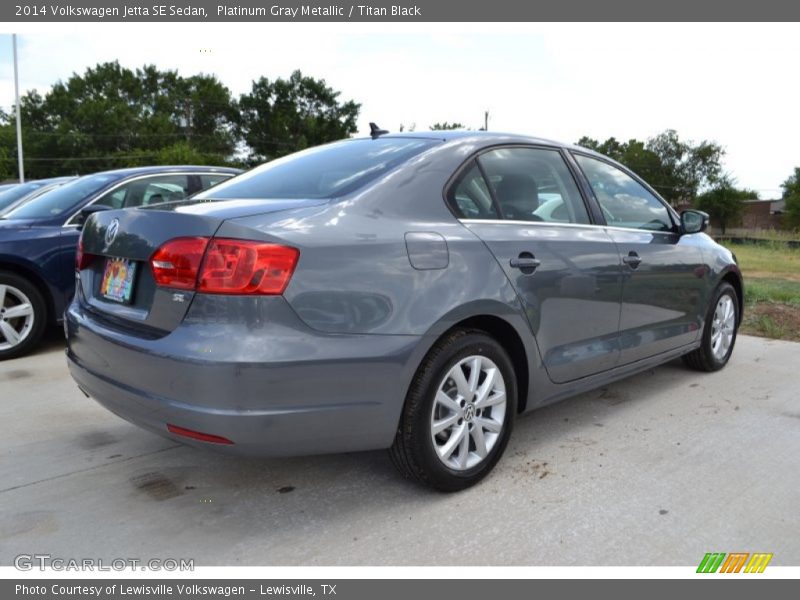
[
  {"left": 710, "top": 294, "right": 735, "bottom": 361},
  {"left": 430, "top": 355, "right": 507, "bottom": 470},
  {"left": 0, "top": 283, "right": 35, "bottom": 352}
]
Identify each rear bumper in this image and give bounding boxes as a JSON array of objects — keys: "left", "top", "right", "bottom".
[{"left": 65, "top": 295, "right": 425, "bottom": 456}]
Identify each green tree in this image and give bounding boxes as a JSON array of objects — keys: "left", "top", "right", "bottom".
[
  {"left": 1, "top": 61, "right": 239, "bottom": 178},
  {"left": 430, "top": 122, "right": 467, "bottom": 130},
  {"left": 577, "top": 130, "right": 724, "bottom": 205},
  {"left": 782, "top": 167, "right": 800, "bottom": 228},
  {"left": 238, "top": 70, "right": 360, "bottom": 163},
  {"left": 695, "top": 177, "right": 757, "bottom": 234},
  {"left": 0, "top": 108, "right": 17, "bottom": 181}
]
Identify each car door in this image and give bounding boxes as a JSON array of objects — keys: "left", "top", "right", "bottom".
[
  {"left": 453, "top": 146, "right": 624, "bottom": 383},
  {"left": 572, "top": 153, "right": 706, "bottom": 364}
]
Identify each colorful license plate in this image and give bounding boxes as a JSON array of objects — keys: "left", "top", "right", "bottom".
[{"left": 100, "top": 257, "right": 137, "bottom": 304}]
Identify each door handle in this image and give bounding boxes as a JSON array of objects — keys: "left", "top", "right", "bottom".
[
  {"left": 510, "top": 253, "right": 541, "bottom": 273},
  {"left": 622, "top": 251, "right": 642, "bottom": 268}
]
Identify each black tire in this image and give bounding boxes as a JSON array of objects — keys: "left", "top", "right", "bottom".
[
  {"left": 390, "top": 328, "right": 517, "bottom": 492},
  {"left": 0, "top": 271, "right": 48, "bottom": 361},
  {"left": 682, "top": 282, "right": 739, "bottom": 372}
]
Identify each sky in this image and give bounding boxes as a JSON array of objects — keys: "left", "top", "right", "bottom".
[{"left": 1, "top": 22, "right": 799, "bottom": 197}]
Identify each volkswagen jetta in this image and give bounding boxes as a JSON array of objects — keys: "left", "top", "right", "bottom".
[{"left": 66, "top": 132, "right": 742, "bottom": 491}]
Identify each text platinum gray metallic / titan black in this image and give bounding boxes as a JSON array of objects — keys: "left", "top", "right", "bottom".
[{"left": 65, "top": 132, "right": 743, "bottom": 491}]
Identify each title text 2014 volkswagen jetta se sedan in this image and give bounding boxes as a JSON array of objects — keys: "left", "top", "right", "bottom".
[{"left": 66, "top": 132, "right": 742, "bottom": 491}]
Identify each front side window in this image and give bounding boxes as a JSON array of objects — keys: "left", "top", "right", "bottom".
[
  {"left": 573, "top": 154, "right": 674, "bottom": 232},
  {"left": 476, "top": 147, "right": 591, "bottom": 224}
]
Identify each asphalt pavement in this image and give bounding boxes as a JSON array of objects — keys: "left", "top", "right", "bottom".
[{"left": 1, "top": 332, "right": 798, "bottom": 566}]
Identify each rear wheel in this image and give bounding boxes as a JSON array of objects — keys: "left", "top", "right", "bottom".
[
  {"left": 0, "top": 272, "right": 47, "bottom": 361},
  {"left": 683, "top": 282, "right": 739, "bottom": 372},
  {"left": 390, "top": 329, "right": 517, "bottom": 492}
]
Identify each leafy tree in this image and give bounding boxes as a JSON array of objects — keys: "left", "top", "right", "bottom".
[
  {"left": 577, "top": 130, "right": 724, "bottom": 205},
  {"left": 695, "top": 177, "right": 757, "bottom": 234},
  {"left": 238, "top": 70, "right": 360, "bottom": 163},
  {"left": 430, "top": 122, "right": 467, "bottom": 130},
  {"left": 0, "top": 108, "right": 17, "bottom": 181},
  {"left": 647, "top": 130, "right": 724, "bottom": 203},
  {"left": 782, "top": 167, "right": 800, "bottom": 228},
  {"left": 0, "top": 61, "right": 239, "bottom": 178}
]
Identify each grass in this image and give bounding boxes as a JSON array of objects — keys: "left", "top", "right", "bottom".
[
  {"left": 744, "top": 279, "right": 800, "bottom": 306},
  {"left": 720, "top": 241, "right": 800, "bottom": 341},
  {"left": 714, "top": 227, "right": 800, "bottom": 242},
  {"left": 722, "top": 241, "right": 800, "bottom": 281}
]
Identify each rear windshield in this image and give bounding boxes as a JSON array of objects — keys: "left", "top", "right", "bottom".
[
  {"left": 195, "top": 137, "right": 440, "bottom": 200},
  {"left": 3, "top": 174, "right": 118, "bottom": 220}
]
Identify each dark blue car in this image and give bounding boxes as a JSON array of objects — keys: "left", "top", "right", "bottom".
[{"left": 0, "top": 165, "right": 240, "bottom": 359}]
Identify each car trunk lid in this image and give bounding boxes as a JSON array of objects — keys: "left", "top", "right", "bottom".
[{"left": 77, "top": 198, "right": 326, "bottom": 333}]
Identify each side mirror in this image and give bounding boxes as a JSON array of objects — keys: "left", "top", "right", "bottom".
[
  {"left": 75, "top": 204, "right": 112, "bottom": 227},
  {"left": 680, "top": 209, "right": 709, "bottom": 235}
]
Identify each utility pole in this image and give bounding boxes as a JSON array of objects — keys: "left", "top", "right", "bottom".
[
  {"left": 484, "top": 110, "right": 489, "bottom": 132},
  {"left": 13, "top": 34, "right": 24, "bottom": 182}
]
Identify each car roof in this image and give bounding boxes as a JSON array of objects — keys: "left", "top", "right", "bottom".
[
  {"left": 83, "top": 165, "right": 243, "bottom": 178},
  {"left": 351, "top": 130, "right": 592, "bottom": 152}
]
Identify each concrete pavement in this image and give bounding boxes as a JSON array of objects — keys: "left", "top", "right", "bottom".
[{"left": 1, "top": 333, "right": 798, "bottom": 566}]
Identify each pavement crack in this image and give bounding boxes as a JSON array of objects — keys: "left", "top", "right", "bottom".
[{"left": 0, "top": 444, "right": 182, "bottom": 494}]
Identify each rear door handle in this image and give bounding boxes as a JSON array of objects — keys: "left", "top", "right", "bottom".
[
  {"left": 510, "top": 253, "right": 541, "bottom": 273},
  {"left": 622, "top": 251, "right": 642, "bottom": 268}
]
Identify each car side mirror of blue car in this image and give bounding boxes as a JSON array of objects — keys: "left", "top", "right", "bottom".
[
  {"left": 680, "top": 209, "right": 709, "bottom": 235},
  {"left": 76, "top": 204, "right": 113, "bottom": 227}
]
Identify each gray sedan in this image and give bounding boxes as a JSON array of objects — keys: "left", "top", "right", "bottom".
[{"left": 66, "top": 131, "right": 742, "bottom": 491}]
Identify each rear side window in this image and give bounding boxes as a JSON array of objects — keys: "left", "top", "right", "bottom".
[
  {"left": 200, "top": 174, "right": 231, "bottom": 189},
  {"left": 93, "top": 175, "right": 191, "bottom": 209},
  {"left": 475, "top": 147, "right": 591, "bottom": 224},
  {"left": 447, "top": 162, "right": 499, "bottom": 219},
  {"left": 195, "top": 138, "right": 440, "bottom": 200}
]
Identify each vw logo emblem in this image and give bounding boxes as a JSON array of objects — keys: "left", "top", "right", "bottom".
[
  {"left": 463, "top": 403, "right": 476, "bottom": 422},
  {"left": 105, "top": 218, "right": 120, "bottom": 246}
]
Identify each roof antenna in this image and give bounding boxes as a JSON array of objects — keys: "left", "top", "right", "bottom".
[{"left": 369, "top": 122, "right": 389, "bottom": 139}]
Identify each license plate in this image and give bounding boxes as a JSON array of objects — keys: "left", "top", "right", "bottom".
[{"left": 100, "top": 257, "right": 137, "bottom": 304}]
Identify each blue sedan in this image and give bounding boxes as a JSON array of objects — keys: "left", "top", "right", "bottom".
[{"left": 0, "top": 165, "right": 240, "bottom": 359}]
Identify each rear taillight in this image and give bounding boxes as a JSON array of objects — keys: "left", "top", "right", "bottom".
[
  {"left": 150, "top": 237, "right": 210, "bottom": 290},
  {"left": 150, "top": 237, "right": 299, "bottom": 295},
  {"left": 198, "top": 240, "right": 299, "bottom": 295},
  {"left": 76, "top": 238, "right": 94, "bottom": 270}
]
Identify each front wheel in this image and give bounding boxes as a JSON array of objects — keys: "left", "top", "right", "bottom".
[
  {"left": 0, "top": 271, "right": 47, "bottom": 361},
  {"left": 683, "top": 282, "right": 739, "bottom": 372},
  {"left": 390, "top": 329, "right": 517, "bottom": 492}
]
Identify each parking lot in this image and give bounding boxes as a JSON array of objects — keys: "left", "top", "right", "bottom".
[{"left": 1, "top": 332, "right": 798, "bottom": 566}]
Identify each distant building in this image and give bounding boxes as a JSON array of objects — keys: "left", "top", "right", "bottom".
[{"left": 740, "top": 199, "right": 783, "bottom": 229}]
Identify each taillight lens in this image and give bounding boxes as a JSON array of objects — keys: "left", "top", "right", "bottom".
[
  {"left": 150, "top": 237, "right": 299, "bottom": 295},
  {"left": 198, "top": 239, "right": 299, "bottom": 295},
  {"left": 150, "top": 237, "right": 210, "bottom": 290},
  {"left": 76, "top": 238, "right": 94, "bottom": 270}
]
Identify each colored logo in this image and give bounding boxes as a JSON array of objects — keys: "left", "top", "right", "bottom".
[{"left": 697, "top": 552, "right": 773, "bottom": 573}]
